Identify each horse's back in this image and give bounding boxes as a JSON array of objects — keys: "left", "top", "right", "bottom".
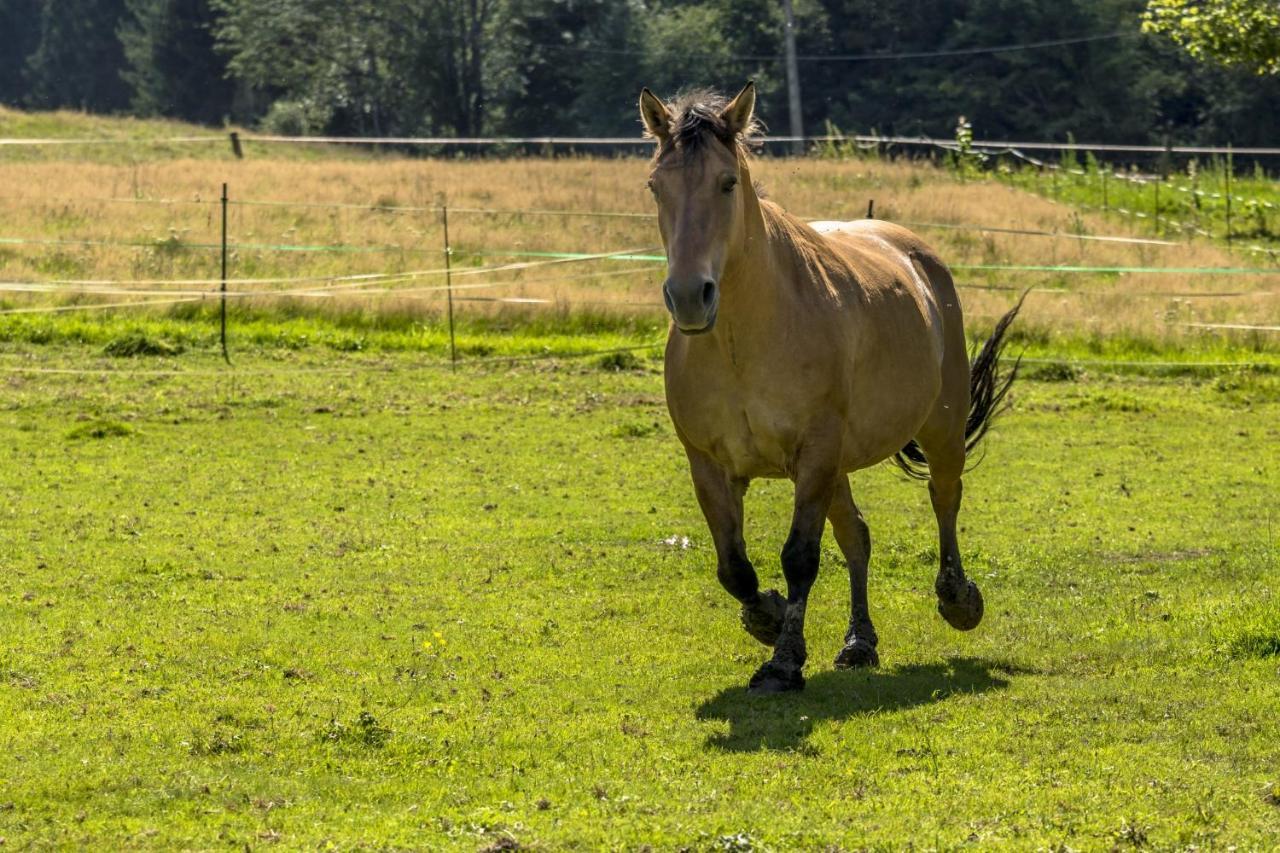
[
  {"left": 809, "top": 220, "right": 959, "bottom": 304},
  {"left": 806, "top": 218, "right": 971, "bottom": 462}
]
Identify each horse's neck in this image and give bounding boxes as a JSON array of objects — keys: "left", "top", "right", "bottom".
[{"left": 720, "top": 195, "right": 807, "bottom": 317}]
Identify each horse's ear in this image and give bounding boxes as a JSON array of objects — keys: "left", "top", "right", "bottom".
[
  {"left": 639, "top": 88, "right": 671, "bottom": 142},
  {"left": 720, "top": 81, "right": 756, "bottom": 137}
]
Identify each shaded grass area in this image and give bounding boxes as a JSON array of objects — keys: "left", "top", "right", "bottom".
[{"left": 0, "top": 345, "right": 1277, "bottom": 847}]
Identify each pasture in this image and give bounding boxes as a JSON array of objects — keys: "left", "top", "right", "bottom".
[
  {"left": 1, "top": 344, "right": 1278, "bottom": 848},
  {"left": 2, "top": 117, "right": 1279, "bottom": 847},
  {"left": 0, "top": 123, "right": 1277, "bottom": 357}
]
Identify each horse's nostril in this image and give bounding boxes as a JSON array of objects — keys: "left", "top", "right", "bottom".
[
  {"left": 702, "top": 280, "right": 717, "bottom": 308},
  {"left": 662, "top": 284, "right": 675, "bottom": 313}
]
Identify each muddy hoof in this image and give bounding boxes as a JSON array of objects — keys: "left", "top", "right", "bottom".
[
  {"left": 937, "top": 579, "right": 984, "bottom": 631},
  {"left": 747, "top": 660, "right": 805, "bottom": 694},
  {"left": 834, "top": 639, "right": 880, "bottom": 670},
  {"left": 740, "top": 589, "right": 786, "bottom": 647}
]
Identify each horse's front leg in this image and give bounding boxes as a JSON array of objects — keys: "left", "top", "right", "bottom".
[
  {"left": 749, "top": 441, "right": 840, "bottom": 694},
  {"left": 685, "top": 447, "right": 786, "bottom": 645}
]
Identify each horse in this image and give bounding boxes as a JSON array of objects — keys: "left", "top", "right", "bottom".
[{"left": 639, "top": 82, "right": 1024, "bottom": 694}]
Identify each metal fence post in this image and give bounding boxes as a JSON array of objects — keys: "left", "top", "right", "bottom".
[
  {"left": 1225, "top": 144, "right": 1233, "bottom": 245},
  {"left": 220, "top": 182, "right": 230, "bottom": 365},
  {"left": 442, "top": 204, "right": 457, "bottom": 370}
]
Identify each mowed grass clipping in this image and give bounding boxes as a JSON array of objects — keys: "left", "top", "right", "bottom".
[{"left": 1, "top": 345, "right": 1278, "bottom": 848}]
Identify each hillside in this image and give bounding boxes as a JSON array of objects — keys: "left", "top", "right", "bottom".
[{"left": 0, "top": 107, "right": 363, "bottom": 163}]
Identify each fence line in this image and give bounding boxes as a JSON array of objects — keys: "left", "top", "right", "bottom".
[
  {"left": 6, "top": 132, "right": 1280, "bottom": 157},
  {"left": 1184, "top": 322, "right": 1280, "bottom": 333},
  {"left": 0, "top": 136, "right": 223, "bottom": 146},
  {"left": 0, "top": 234, "right": 450, "bottom": 255},
  {"left": 2, "top": 188, "right": 1274, "bottom": 349},
  {"left": 231, "top": 134, "right": 1280, "bottom": 157},
  {"left": 896, "top": 220, "right": 1183, "bottom": 247},
  {"left": 0, "top": 247, "right": 659, "bottom": 292},
  {"left": 2, "top": 276, "right": 1273, "bottom": 318},
  {"left": 5, "top": 192, "right": 1276, "bottom": 256},
  {"left": 0, "top": 221, "right": 1244, "bottom": 255},
  {"left": 0, "top": 296, "right": 203, "bottom": 315}
]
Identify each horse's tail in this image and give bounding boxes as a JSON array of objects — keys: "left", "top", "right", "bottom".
[{"left": 892, "top": 291, "right": 1027, "bottom": 480}]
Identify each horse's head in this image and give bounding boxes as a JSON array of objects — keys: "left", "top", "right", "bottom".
[{"left": 640, "top": 82, "right": 758, "bottom": 335}]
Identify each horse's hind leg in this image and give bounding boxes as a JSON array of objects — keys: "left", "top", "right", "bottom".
[
  {"left": 929, "top": 474, "right": 983, "bottom": 630},
  {"left": 685, "top": 446, "right": 786, "bottom": 645},
  {"left": 916, "top": 394, "right": 983, "bottom": 627},
  {"left": 916, "top": 434, "right": 984, "bottom": 631},
  {"left": 828, "top": 475, "right": 879, "bottom": 668}
]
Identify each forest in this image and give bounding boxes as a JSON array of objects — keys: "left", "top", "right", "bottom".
[{"left": 1, "top": 0, "right": 1279, "bottom": 145}]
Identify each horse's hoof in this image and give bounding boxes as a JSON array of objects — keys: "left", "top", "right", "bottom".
[
  {"left": 747, "top": 660, "right": 805, "bottom": 694},
  {"left": 740, "top": 589, "right": 786, "bottom": 647},
  {"left": 937, "top": 579, "right": 984, "bottom": 631},
  {"left": 834, "top": 639, "right": 880, "bottom": 669}
]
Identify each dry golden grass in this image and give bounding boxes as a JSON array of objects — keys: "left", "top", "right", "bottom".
[{"left": 0, "top": 151, "right": 1275, "bottom": 343}]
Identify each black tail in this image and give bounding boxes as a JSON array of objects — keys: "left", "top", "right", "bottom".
[{"left": 892, "top": 291, "right": 1027, "bottom": 480}]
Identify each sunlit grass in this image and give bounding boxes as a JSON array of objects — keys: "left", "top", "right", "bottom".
[{"left": 0, "top": 346, "right": 1276, "bottom": 847}]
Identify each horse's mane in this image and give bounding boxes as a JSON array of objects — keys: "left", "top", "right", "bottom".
[{"left": 655, "top": 90, "right": 763, "bottom": 158}]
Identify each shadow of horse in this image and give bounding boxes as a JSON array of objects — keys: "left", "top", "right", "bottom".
[{"left": 695, "top": 656, "right": 1025, "bottom": 752}]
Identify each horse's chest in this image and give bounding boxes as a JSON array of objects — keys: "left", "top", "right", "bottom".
[{"left": 666, "top": 365, "right": 805, "bottom": 479}]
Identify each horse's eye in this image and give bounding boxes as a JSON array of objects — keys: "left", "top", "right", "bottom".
[{"left": 721, "top": 176, "right": 738, "bottom": 194}]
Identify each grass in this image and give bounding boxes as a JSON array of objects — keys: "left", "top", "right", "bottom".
[
  {"left": 994, "top": 153, "right": 1280, "bottom": 250},
  {"left": 0, "top": 342, "right": 1277, "bottom": 848},
  {"left": 0, "top": 105, "right": 359, "bottom": 164},
  {"left": 1, "top": 308, "right": 1278, "bottom": 373},
  {"left": 1, "top": 107, "right": 1277, "bottom": 353}
]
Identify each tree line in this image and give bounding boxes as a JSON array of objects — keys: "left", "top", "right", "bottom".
[{"left": 1, "top": 0, "right": 1278, "bottom": 147}]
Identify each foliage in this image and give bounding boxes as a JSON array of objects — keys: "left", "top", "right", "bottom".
[
  {"left": 212, "top": 0, "right": 497, "bottom": 136},
  {"left": 948, "top": 115, "right": 985, "bottom": 179},
  {"left": 22, "top": 0, "right": 132, "bottom": 112},
  {"left": 1143, "top": 0, "right": 1280, "bottom": 75},
  {"left": 119, "top": 0, "right": 235, "bottom": 124},
  {"left": 1, "top": 0, "right": 1280, "bottom": 144},
  {"left": 103, "top": 330, "right": 183, "bottom": 357}
]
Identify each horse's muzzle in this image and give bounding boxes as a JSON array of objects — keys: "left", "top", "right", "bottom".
[{"left": 663, "top": 278, "right": 719, "bottom": 335}]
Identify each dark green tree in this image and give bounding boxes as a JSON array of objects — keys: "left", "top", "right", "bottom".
[
  {"left": 0, "top": 0, "right": 42, "bottom": 106},
  {"left": 25, "top": 0, "right": 132, "bottom": 111},
  {"left": 120, "top": 0, "right": 235, "bottom": 124},
  {"left": 490, "top": 0, "right": 646, "bottom": 136},
  {"left": 213, "top": 0, "right": 496, "bottom": 136}
]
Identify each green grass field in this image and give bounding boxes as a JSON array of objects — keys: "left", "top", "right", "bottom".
[
  {"left": 2, "top": 335, "right": 1278, "bottom": 849},
  {"left": 996, "top": 156, "right": 1280, "bottom": 249}
]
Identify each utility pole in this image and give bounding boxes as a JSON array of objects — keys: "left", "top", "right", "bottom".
[{"left": 782, "top": 0, "right": 804, "bottom": 155}]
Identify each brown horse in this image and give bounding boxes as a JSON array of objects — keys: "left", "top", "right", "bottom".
[{"left": 640, "top": 83, "right": 1023, "bottom": 694}]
